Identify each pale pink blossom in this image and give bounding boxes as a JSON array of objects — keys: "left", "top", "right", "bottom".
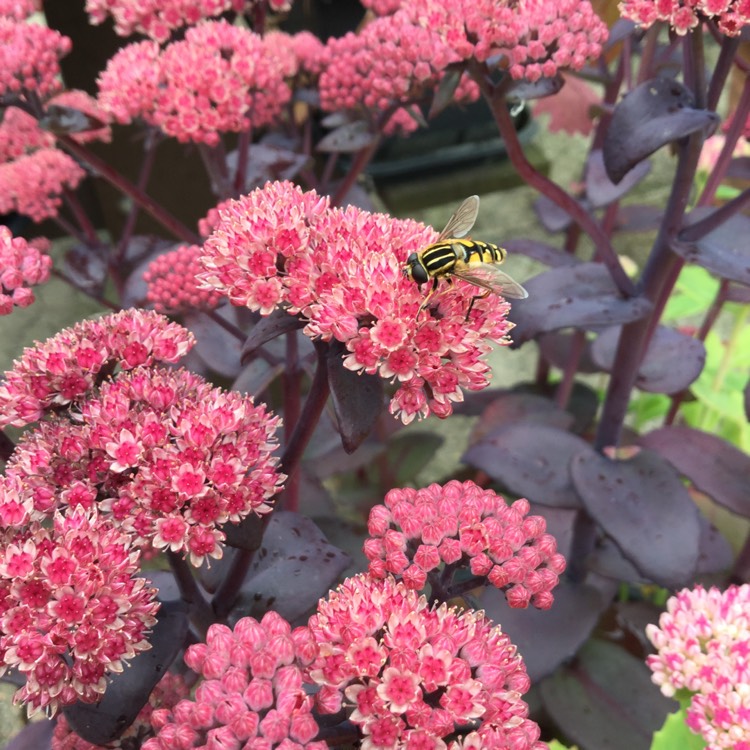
[
  {"left": 0, "top": 227, "right": 52, "bottom": 315},
  {"left": 620, "top": 0, "right": 750, "bottom": 35}
]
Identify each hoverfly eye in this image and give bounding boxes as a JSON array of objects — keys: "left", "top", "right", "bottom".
[{"left": 410, "top": 264, "right": 428, "bottom": 284}]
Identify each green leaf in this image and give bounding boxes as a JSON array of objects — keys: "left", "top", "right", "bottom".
[
  {"left": 548, "top": 741, "right": 578, "bottom": 750},
  {"left": 650, "top": 708, "right": 706, "bottom": 750},
  {"left": 662, "top": 267, "right": 720, "bottom": 322}
]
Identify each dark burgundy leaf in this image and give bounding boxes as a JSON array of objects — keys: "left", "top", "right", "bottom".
[
  {"left": 696, "top": 514, "right": 733, "bottom": 574},
  {"left": 726, "top": 284, "right": 750, "bottom": 304},
  {"left": 540, "top": 640, "right": 678, "bottom": 750},
  {"left": 3, "top": 720, "right": 54, "bottom": 750},
  {"left": 585, "top": 149, "right": 651, "bottom": 208},
  {"left": 63, "top": 600, "right": 189, "bottom": 745},
  {"left": 327, "top": 340, "right": 384, "bottom": 454},
  {"left": 528, "top": 505, "right": 578, "bottom": 560},
  {"left": 727, "top": 155, "right": 750, "bottom": 180},
  {"left": 469, "top": 392, "right": 574, "bottom": 444},
  {"left": 591, "top": 325, "right": 705, "bottom": 394},
  {"left": 571, "top": 449, "right": 701, "bottom": 587},
  {"left": 464, "top": 424, "right": 592, "bottom": 508},
  {"left": 183, "top": 308, "right": 243, "bottom": 377},
  {"left": 429, "top": 68, "right": 463, "bottom": 118},
  {"left": 676, "top": 209, "right": 750, "bottom": 286},
  {"left": 317, "top": 121, "right": 375, "bottom": 153},
  {"left": 506, "top": 75, "right": 564, "bottom": 101},
  {"left": 222, "top": 511, "right": 267, "bottom": 552},
  {"left": 603, "top": 78, "right": 719, "bottom": 184},
  {"left": 63, "top": 243, "right": 108, "bottom": 293},
  {"left": 507, "top": 263, "right": 652, "bottom": 345},
  {"left": 320, "top": 112, "right": 351, "bottom": 129},
  {"left": 615, "top": 203, "right": 664, "bottom": 233},
  {"left": 566, "top": 382, "right": 601, "bottom": 434},
  {"left": 480, "top": 580, "right": 609, "bottom": 681},
  {"left": 39, "top": 104, "right": 106, "bottom": 135},
  {"left": 232, "top": 359, "right": 285, "bottom": 397},
  {"left": 502, "top": 238, "right": 581, "bottom": 268},
  {"left": 533, "top": 194, "right": 588, "bottom": 233},
  {"left": 228, "top": 141, "right": 310, "bottom": 192},
  {"left": 240, "top": 308, "right": 305, "bottom": 363},
  {"left": 233, "top": 512, "right": 351, "bottom": 624},
  {"left": 639, "top": 426, "right": 750, "bottom": 516},
  {"left": 538, "top": 332, "right": 600, "bottom": 373},
  {"left": 604, "top": 18, "right": 637, "bottom": 49},
  {"left": 586, "top": 538, "right": 650, "bottom": 583},
  {"left": 614, "top": 600, "right": 663, "bottom": 652}
]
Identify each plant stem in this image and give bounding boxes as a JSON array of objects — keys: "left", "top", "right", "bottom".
[
  {"left": 62, "top": 188, "right": 99, "bottom": 246},
  {"left": 471, "top": 63, "right": 636, "bottom": 297},
  {"left": 50, "top": 267, "right": 121, "bottom": 311},
  {"left": 554, "top": 330, "right": 586, "bottom": 410},
  {"left": 167, "top": 551, "right": 215, "bottom": 636},
  {"left": 707, "top": 36, "right": 741, "bottom": 111},
  {"left": 280, "top": 331, "right": 302, "bottom": 512},
  {"left": 199, "top": 142, "right": 233, "bottom": 199},
  {"left": 331, "top": 137, "right": 382, "bottom": 207},
  {"left": 0, "top": 430, "right": 15, "bottom": 462},
  {"left": 56, "top": 135, "right": 200, "bottom": 245}
]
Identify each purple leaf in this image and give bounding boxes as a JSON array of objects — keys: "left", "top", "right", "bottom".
[
  {"left": 639, "top": 426, "right": 750, "bottom": 517},
  {"left": 538, "top": 332, "right": 600, "bottom": 373},
  {"left": 317, "top": 121, "right": 376, "bottom": 153},
  {"left": 533, "top": 194, "right": 588, "bottom": 233},
  {"left": 696, "top": 514, "right": 734, "bottom": 574},
  {"left": 183, "top": 308, "right": 243, "bottom": 377},
  {"left": 502, "top": 238, "right": 581, "bottom": 268},
  {"left": 603, "top": 78, "right": 719, "bottom": 183},
  {"left": 39, "top": 104, "right": 107, "bottom": 136},
  {"left": 727, "top": 155, "right": 750, "bottom": 180},
  {"left": 570, "top": 449, "right": 702, "bottom": 587},
  {"left": 677, "top": 209, "right": 750, "bottom": 286},
  {"left": 469, "top": 391, "right": 574, "bottom": 444},
  {"left": 429, "top": 68, "right": 462, "bottom": 118},
  {"left": 540, "top": 640, "right": 678, "bottom": 749},
  {"left": 327, "top": 340, "right": 384, "bottom": 454},
  {"left": 480, "top": 580, "right": 610, "bottom": 681},
  {"left": 506, "top": 75, "right": 564, "bottom": 101},
  {"left": 121, "top": 237, "right": 178, "bottom": 308},
  {"left": 222, "top": 512, "right": 267, "bottom": 552},
  {"left": 232, "top": 359, "right": 285, "bottom": 398},
  {"left": 507, "top": 263, "right": 652, "bottom": 345},
  {"left": 233, "top": 512, "right": 351, "bottom": 624},
  {"left": 463, "top": 424, "right": 591, "bottom": 508},
  {"left": 3, "top": 720, "right": 54, "bottom": 750},
  {"left": 604, "top": 18, "right": 637, "bottom": 49},
  {"left": 227, "top": 141, "right": 310, "bottom": 192},
  {"left": 614, "top": 203, "right": 664, "bottom": 233},
  {"left": 63, "top": 600, "right": 189, "bottom": 745},
  {"left": 591, "top": 325, "right": 705, "bottom": 394},
  {"left": 586, "top": 538, "right": 648, "bottom": 583},
  {"left": 240, "top": 308, "right": 305, "bottom": 363},
  {"left": 585, "top": 149, "right": 651, "bottom": 208}
]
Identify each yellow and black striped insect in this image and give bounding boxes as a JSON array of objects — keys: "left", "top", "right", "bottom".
[{"left": 403, "top": 195, "right": 528, "bottom": 315}]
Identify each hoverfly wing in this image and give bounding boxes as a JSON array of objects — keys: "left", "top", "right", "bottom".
[
  {"left": 452, "top": 263, "right": 529, "bottom": 300},
  {"left": 437, "top": 195, "right": 480, "bottom": 241}
]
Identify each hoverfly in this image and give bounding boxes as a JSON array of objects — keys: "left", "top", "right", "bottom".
[{"left": 403, "top": 195, "right": 528, "bottom": 316}]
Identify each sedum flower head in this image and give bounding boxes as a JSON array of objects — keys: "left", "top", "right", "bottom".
[
  {"left": 0, "top": 309, "right": 195, "bottom": 428},
  {"left": 0, "top": 227, "right": 52, "bottom": 316},
  {"left": 51, "top": 672, "right": 191, "bottom": 750},
  {"left": 5, "top": 366, "right": 284, "bottom": 566},
  {"left": 143, "top": 611, "right": 326, "bottom": 750},
  {"left": 619, "top": 0, "right": 750, "bottom": 36},
  {"left": 364, "top": 480, "right": 566, "bottom": 608},
  {"left": 0, "top": 487, "right": 159, "bottom": 716},
  {"left": 0, "top": 107, "right": 54, "bottom": 162},
  {"left": 0, "top": 17, "right": 71, "bottom": 99},
  {"left": 199, "top": 181, "right": 516, "bottom": 424},
  {"left": 144, "top": 244, "right": 224, "bottom": 314},
  {"left": 646, "top": 584, "right": 750, "bottom": 749},
  {"left": 308, "top": 574, "right": 545, "bottom": 750},
  {"left": 0, "top": 0, "right": 38, "bottom": 20}
]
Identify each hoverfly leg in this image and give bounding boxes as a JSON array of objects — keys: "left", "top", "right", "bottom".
[
  {"left": 418, "top": 277, "right": 441, "bottom": 315},
  {"left": 465, "top": 289, "right": 491, "bottom": 321}
]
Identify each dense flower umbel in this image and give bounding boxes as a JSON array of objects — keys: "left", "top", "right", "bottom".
[
  {"left": 0, "top": 489, "right": 159, "bottom": 716},
  {"left": 85, "top": 0, "right": 292, "bottom": 42},
  {"left": 0, "top": 309, "right": 194, "bottom": 428},
  {"left": 308, "top": 574, "right": 545, "bottom": 750},
  {"left": 98, "top": 22, "right": 291, "bottom": 146},
  {"left": 0, "top": 107, "right": 54, "bottom": 161},
  {"left": 0, "top": 17, "right": 71, "bottom": 98},
  {"left": 144, "top": 244, "right": 224, "bottom": 314},
  {"left": 52, "top": 672, "right": 191, "bottom": 750},
  {"left": 200, "top": 181, "right": 516, "bottom": 423},
  {"left": 646, "top": 585, "right": 750, "bottom": 749},
  {"left": 0, "top": 148, "right": 85, "bottom": 223},
  {"left": 619, "top": 0, "right": 750, "bottom": 35},
  {"left": 365, "top": 481, "right": 566, "bottom": 607},
  {"left": 0, "top": 227, "right": 52, "bottom": 316},
  {"left": 142, "top": 611, "right": 326, "bottom": 750},
  {"left": 0, "top": 0, "right": 38, "bottom": 20},
  {"left": 5, "top": 366, "right": 283, "bottom": 565}
]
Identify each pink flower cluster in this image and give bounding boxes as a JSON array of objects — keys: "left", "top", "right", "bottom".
[
  {"left": 364, "top": 480, "right": 566, "bottom": 607},
  {"left": 308, "top": 574, "right": 545, "bottom": 749},
  {"left": 85, "top": 0, "right": 291, "bottom": 42},
  {"left": 97, "top": 21, "right": 291, "bottom": 145},
  {"left": 5, "top": 366, "right": 283, "bottom": 565},
  {"left": 200, "top": 181, "right": 515, "bottom": 423},
  {"left": 0, "top": 16, "right": 71, "bottom": 98},
  {"left": 619, "top": 0, "right": 750, "bottom": 36},
  {"left": 0, "top": 107, "right": 54, "bottom": 161},
  {"left": 0, "top": 309, "right": 195, "bottom": 428},
  {"left": 0, "top": 227, "right": 52, "bottom": 315},
  {"left": 0, "top": 0, "right": 38, "bottom": 20},
  {"left": 0, "top": 482, "right": 159, "bottom": 716},
  {"left": 52, "top": 672, "right": 191, "bottom": 750},
  {"left": 264, "top": 29, "right": 327, "bottom": 80},
  {"left": 144, "top": 244, "right": 224, "bottom": 314},
  {"left": 143, "top": 611, "right": 325, "bottom": 750},
  {"left": 647, "top": 584, "right": 750, "bottom": 749}
]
